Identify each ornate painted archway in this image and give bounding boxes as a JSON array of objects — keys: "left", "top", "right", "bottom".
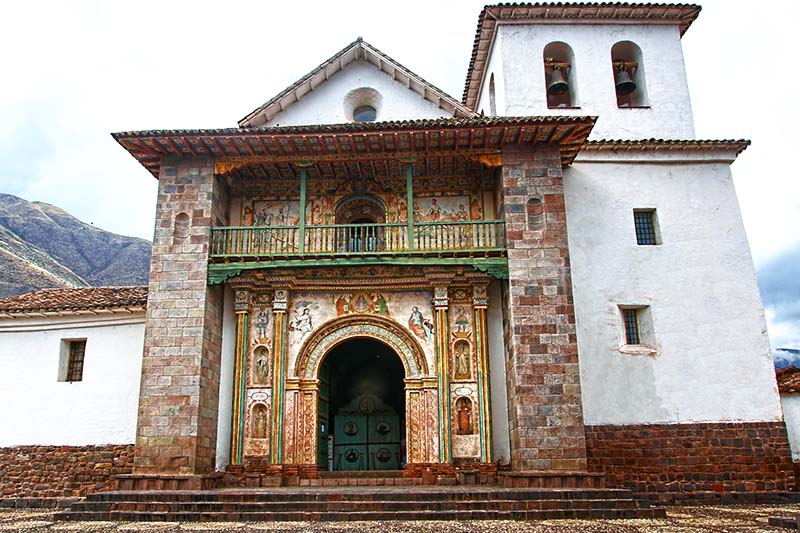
[
  {"left": 284, "top": 314, "right": 439, "bottom": 470},
  {"left": 295, "top": 314, "right": 429, "bottom": 380}
]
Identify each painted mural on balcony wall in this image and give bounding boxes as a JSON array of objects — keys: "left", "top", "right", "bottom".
[
  {"left": 285, "top": 290, "right": 435, "bottom": 377},
  {"left": 236, "top": 191, "right": 485, "bottom": 226}
]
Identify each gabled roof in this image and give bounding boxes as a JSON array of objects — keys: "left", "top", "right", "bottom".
[
  {"left": 240, "top": 38, "right": 477, "bottom": 128},
  {"left": 463, "top": 2, "right": 702, "bottom": 109},
  {"left": 0, "top": 286, "right": 148, "bottom": 317},
  {"left": 777, "top": 366, "right": 800, "bottom": 394}
]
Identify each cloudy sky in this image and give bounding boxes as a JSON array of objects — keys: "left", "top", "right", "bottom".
[{"left": 0, "top": 1, "right": 797, "bottom": 354}]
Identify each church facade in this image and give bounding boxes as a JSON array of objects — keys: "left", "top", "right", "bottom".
[{"left": 1, "top": 3, "right": 795, "bottom": 498}]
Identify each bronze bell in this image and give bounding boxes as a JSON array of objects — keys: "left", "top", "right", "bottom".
[
  {"left": 615, "top": 66, "right": 637, "bottom": 95},
  {"left": 547, "top": 67, "right": 569, "bottom": 96}
]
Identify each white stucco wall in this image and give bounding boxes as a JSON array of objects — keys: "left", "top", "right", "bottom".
[
  {"left": 487, "top": 281, "right": 510, "bottom": 464},
  {"left": 780, "top": 394, "right": 800, "bottom": 461},
  {"left": 476, "top": 34, "right": 505, "bottom": 117},
  {"left": 491, "top": 23, "right": 695, "bottom": 139},
  {"left": 0, "top": 313, "right": 144, "bottom": 446},
  {"left": 215, "top": 287, "right": 236, "bottom": 470},
  {"left": 266, "top": 61, "right": 451, "bottom": 127},
  {"left": 565, "top": 150, "right": 781, "bottom": 425}
]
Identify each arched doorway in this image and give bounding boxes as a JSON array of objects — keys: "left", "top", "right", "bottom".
[
  {"left": 334, "top": 195, "right": 386, "bottom": 252},
  {"left": 317, "top": 338, "right": 405, "bottom": 471}
]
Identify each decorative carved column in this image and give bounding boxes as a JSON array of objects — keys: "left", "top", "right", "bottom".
[
  {"left": 405, "top": 377, "right": 440, "bottom": 464},
  {"left": 230, "top": 289, "right": 251, "bottom": 464},
  {"left": 270, "top": 288, "right": 289, "bottom": 464},
  {"left": 473, "top": 284, "right": 493, "bottom": 462},
  {"left": 433, "top": 285, "right": 451, "bottom": 462}
]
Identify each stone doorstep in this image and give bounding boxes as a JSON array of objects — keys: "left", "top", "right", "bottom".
[
  {"left": 499, "top": 471, "right": 606, "bottom": 489},
  {"left": 116, "top": 473, "right": 222, "bottom": 491}
]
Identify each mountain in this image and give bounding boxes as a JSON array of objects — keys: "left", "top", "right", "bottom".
[{"left": 0, "top": 194, "right": 151, "bottom": 298}]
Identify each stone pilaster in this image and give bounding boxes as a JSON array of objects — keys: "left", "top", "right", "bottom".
[
  {"left": 230, "top": 289, "right": 250, "bottom": 465},
  {"left": 473, "top": 284, "right": 493, "bottom": 462},
  {"left": 270, "top": 288, "right": 289, "bottom": 464},
  {"left": 134, "top": 157, "right": 227, "bottom": 476},
  {"left": 499, "top": 143, "right": 587, "bottom": 472},
  {"left": 433, "top": 285, "right": 451, "bottom": 462}
]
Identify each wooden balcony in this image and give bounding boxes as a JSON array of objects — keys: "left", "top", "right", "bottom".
[{"left": 210, "top": 220, "right": 506, "bottom": 260}]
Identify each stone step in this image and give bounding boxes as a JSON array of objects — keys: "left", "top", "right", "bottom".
[
  {"left": 65, "top": 497, "right": 646, "bottom": 513},
  {"left": 55, "top": 507, "right": 666, "bottom": 522},
  {"left": 55, "top": 485, "right": 665, "bottom": 522},
  {"left": 86, "top": 487, "right": 635, "bottom": 503}
]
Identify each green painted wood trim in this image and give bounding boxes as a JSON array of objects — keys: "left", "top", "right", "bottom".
[
  {"left": 406, "top": 163, "right": 414, "bottom": 251},
  {"left": 208, "top": 257, "right": 508, "bottom": 285},
  {"left": 298, "top": 168, "right": 307, "bottom": 254}
]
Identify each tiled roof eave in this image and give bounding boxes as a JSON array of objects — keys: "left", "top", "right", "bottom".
[
  {"left": 582, "top": 139, "right": 751, "bottom": 156},
  {"left": 462, "top": 2, "right": 702, "bottom": 108},
  {"left": 112, "top": 115, "right": 598, "bottom": 178},
  {"left": 0, "top": 286, "right": 149, "bottom": 315}
]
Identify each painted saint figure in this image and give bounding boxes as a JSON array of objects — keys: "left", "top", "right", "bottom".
[
  {"left": 255, "top": 309, "right": 269, "bottom": 338},
  {"left": 454, "top": 341, "right": 471, "bottom": 379},
  {"left": 454, "top": 306, "right": 470, "bottom": 333},
  {"left": 254, "top": 348, "right": 269, "bottom": 384},
  {"left": 456, "top": 397, "right": 473, "bottom": 435},
  {"left": 252, "top": 405, "right": 268, "bottom": 438}
]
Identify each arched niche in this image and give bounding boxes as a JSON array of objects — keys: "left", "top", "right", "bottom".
[
  {"left": 543, "top": 42, "right": 578, "bottom": 108},
  {"left": 334, "top": 194, "right": 386, "bottom": 224},
  {"left": 611, "top": 41, "right": 649, "bottom": 107}
]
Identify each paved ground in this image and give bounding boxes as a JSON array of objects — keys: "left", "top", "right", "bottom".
[{"left": 1, "top": 505, "right": 799, "bottom": 532}]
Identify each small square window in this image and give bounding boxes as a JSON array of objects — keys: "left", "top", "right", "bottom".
[
  {"left": 59, "top": 339, "right": 86, "bottom": 382},
  {"left": 618, "top": 305, "right": 656, "bottom": 355},
  {"left": 633, "top": 209, "right": 659, "bottom": 245}
]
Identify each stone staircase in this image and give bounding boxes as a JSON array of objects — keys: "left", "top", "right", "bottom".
[{"left": 54, "top": 486, "right": 666, "bottom": 522}]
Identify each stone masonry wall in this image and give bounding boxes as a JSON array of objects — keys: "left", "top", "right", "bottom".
[
  {"left": 586, "top": 422, "right": 796, "bottom": 494},
  {"left": 135, "top": 157, "right": 226, "bottom": 476},
  {"left": 499, "top": 143, "right": 587, "bottom": 471},
  {"left": 0, "top": 445, "right": 134, "bottom": 498}
]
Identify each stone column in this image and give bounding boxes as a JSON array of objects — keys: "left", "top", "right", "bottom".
[
  {"left": 433, "top": 286, "right": 451, "bottom": 463},
  {"left": 499, "top": 143, "right": 587, "bottom": 472},
  {"left": 473, "top": 284, "right": 493, "bottom": 462},
  {"left": 133, "top": 157, "right": 226, "bottom": 480},
  {"left": 270, "top": 288, "right": 289, "bottom": 464}
]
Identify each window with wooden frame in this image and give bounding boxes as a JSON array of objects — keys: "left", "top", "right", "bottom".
[{"left": 59, "top": 339, "right": 87, "bottom": 382}]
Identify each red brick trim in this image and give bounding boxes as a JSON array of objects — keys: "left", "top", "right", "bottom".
[
  {"left": 586, "top": 422, "right": 795, "bottom": 493},
  {"left": 0, "top": 445, "right": 134, "bottom": 498}
]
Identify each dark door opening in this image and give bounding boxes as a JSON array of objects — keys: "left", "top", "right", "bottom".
[{"left": 317, "top": 338, "right": 405, "bottom": 471}]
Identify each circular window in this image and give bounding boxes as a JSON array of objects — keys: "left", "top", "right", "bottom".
[
  {"left": 344, "top": 87, "right": 382, "bottom": 123},
  {"left": 353, "top": 105, "right": 377, "bottom": 122}
]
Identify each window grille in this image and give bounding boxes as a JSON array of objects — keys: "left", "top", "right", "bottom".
[
  {"left": 634, "top": 210, "right": 657, "bottom": 245},
  {"left": 66, "top": 340, "right": 86, "bottom": 382},
  {"left": 623, "top": 309, "right": 640, "bottom": 345}
]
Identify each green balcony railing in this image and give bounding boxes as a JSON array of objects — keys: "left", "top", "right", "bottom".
[{"left": 210, "top": 220, "right": 506, "bottom": 259}]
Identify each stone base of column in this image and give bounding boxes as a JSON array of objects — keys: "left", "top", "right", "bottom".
[
  {"left": 403, "top": 462, "right": 457, "bottom": 484},
  {"left": 115, "top": 473, "right": 222, "bottom": 491}
]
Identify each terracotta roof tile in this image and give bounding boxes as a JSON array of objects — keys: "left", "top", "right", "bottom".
[
  {"left": 777, "top": 366, "right": 800, "bottom": 394},
  {"left": 463, "top": 3, "right": 702, "bottom": 108},
  {"left": 0, "top": 286, "right": 148, "bottom": 316}
]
